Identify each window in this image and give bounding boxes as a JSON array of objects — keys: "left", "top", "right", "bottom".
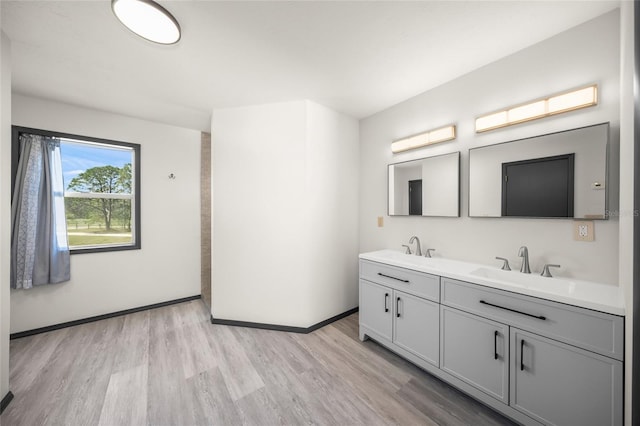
[{"left": 12, "top": 126, "right": 141, "bottom": 253}]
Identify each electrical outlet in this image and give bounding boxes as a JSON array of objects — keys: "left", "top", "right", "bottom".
[
  {"left": 574, "top": 220, "right": 594, "bottom": 241},
  {"left": 377, "top": 216, "right": 384, "bottom": 227},
  {"left": 578, "top": 225, "right": 588, "bottom": 237}
]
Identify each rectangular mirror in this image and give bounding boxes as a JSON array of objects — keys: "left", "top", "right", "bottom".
[
  {"left": 469, "top": 123, "right": 609, "bottom": 219},
  {"left": 388, "top": 151, "right": 460, "bottom": 217}
]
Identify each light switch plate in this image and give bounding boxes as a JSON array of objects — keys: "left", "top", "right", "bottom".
[
  {"left": 377, "top": 216, "right": 384, "bottom": 227},
  {"left": 574, "top": 220, "right": 594, "bottom": 241}
]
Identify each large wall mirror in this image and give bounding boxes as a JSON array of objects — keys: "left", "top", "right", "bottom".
[
  {"left": 388, "top": 151, "right": 460, "bottom": 217},
  {"left": 469, "top": 123, "right": 609, "bottom": 219}
]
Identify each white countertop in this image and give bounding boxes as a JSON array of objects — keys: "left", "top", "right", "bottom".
[{"left": 359, "top": 249, "right": 625, "bottom": 316}]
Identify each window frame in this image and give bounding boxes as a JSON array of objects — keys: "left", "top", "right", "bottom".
[{"left": 11, "top": 126, "right": 141, "bottom": 254}]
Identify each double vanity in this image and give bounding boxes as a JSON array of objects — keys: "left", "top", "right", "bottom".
[{"left": 359, "top": 249, "right": 624, "bottom": 426}]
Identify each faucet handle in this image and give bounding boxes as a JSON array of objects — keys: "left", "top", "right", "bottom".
[
  {"left": 402, "top": 244, "right": 412, "bottom": 255},
  {"left": 541, "top": 264, "right": 561, "bottom": 278},
  {"left": 495, "top": 257, "right": 511, "bottom": 271},
  {"left": 425, "top": 248, "right": 436, "bottom": 258}
]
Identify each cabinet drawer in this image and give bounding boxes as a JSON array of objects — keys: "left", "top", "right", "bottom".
[
  {"left": 441, "top": 278, "right": 624, "bottom": 360},
  {"left": 360, "top": 260, "right": 440, "bottom": 302}
]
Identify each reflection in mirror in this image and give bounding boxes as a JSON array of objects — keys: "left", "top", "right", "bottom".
[
  {"left": 469, "top": 123, "right": 609, "bottom": 219},
  {"left": 388, "top": 152, "right": 460, "bottom": 217}
]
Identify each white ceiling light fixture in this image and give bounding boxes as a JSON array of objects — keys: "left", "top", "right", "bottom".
[
  {"left": 112, "top": 0, "right": 181, "bottom": 45},
  {"left": 475, "top": 84, "right": 598, "bottom": 133},
  {"left": 391, "top": 125, "right": 456, "bottom": 153}
]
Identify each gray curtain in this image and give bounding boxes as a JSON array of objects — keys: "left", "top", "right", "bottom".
[{"left": 11, "top": 133, "right": 70, "bottom": 289}]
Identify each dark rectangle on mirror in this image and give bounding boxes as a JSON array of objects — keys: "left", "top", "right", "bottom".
[
  {"left": 501, "top": 154, "right": 575, "bottom": 217},
  {"left": 408, "top": 179, "right": 422, "bottom": 215}
]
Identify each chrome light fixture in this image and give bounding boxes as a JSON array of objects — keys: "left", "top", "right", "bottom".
[
  {"left": 391, "top": 125, "right": 456, "bottom": 153},
  {"left": 112, "top": 0, "right": 181, "bottom": 45},
  {"left": 475, "top": 84, "right": 598, "bottom": 133}
]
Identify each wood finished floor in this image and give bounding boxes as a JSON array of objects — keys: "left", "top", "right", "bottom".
[{"left": 1, "top": 300, "right": 516, "bottom": 426}]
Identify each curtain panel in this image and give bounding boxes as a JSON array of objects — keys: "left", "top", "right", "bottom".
[{"left": 10, "top": 133, "right": 70, "bottom": 289}]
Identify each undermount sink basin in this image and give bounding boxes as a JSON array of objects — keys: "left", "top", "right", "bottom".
[
  {"left": 470, "top": 267, "right": 577, "bottom": 295},
  {"left": 372, "top": 250, "right": 468, "bottom": 270}
]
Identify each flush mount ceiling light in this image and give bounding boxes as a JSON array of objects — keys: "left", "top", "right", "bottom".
[
  {"left": 391, "top": 125, "right": 456, "bottom": 153},
  {"left": 475, "top": 84, "right": 598, "bottom": 133},
  {"left": 112, "top": 0, "right": 181, "bottom": 45}
]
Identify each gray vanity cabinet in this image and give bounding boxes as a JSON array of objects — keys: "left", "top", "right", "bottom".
[
  {"left": 359, "top": 258, "right": 624, "bottom": 426},
  {"left": 510, "top": 328, "right": 623, "bottom": 426},
  {"left": 440, "top": 306, "right": 509, "bottom": 403}
]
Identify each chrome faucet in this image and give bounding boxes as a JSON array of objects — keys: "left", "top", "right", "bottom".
[
  {"left": 409, "top": 236, "right": 422, "bottom": 256},
  {"left": 518, "top": 246, "right": 531, "bottom": 274}
]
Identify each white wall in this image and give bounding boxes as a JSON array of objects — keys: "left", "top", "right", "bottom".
[
  {"left": 360, "top": 10, "right": 621, "bottom": 285},
  {"left": 212, "top": 100, "right": 359, "bottom": 327},
  {"left": 9, "top": 94, "right": 201, "bottom": 333},
  {"left": 305, "top": 101, "right": 359, "bottom": 325},
  {"left": 0, "top": 30, "right": 12, "bottom": 403},
  {"left": 212, "top": 101, "right": 308, "bottom": 326},
  {"left": 618, "top": 2, "right": 635, "bottom": 424}
]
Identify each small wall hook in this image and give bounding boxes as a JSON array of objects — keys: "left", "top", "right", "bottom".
[{"left": 168, "top": 173, "right": 176, "bottom": 179}]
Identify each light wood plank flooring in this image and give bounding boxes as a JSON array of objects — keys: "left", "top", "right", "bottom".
[{"left": 1, "top": 300, "right": 516, "bottom": 426}]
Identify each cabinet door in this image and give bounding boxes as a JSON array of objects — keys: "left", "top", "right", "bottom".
[
  {"left": 440, "top": 306, "right": 509, "bottom": 403},
  {"left": 510, "top": 328, "right": 623, "bottom": 426},
  {"left": 393, "top": 290, "right": 439, "bottom": 367},
  {"left": 359, "top": 280, "right": 392, "bottom": 341}
]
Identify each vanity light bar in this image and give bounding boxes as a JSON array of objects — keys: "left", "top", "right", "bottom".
[
  {"left": 391, "top": 125, "right": 456, "bottom": 153},
  {"left": 475, "top": 85, "right": 598, "bottom": 133}
]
